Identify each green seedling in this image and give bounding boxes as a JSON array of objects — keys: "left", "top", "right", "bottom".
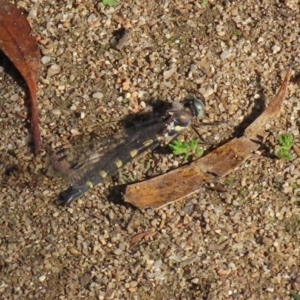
[
  {"left": 102, "top": 0, "right": 119, "bottom": 7},
  {"left": 291, "top": 292, "right": 300, "bottom": 300},
  {"left": 169, "top": 139, "right": 204, "bottom": 160},
  {"left": 274, "top": 133, "right": 294, "bottom": 161},
  {"left": 118, "top": 171, "right": 136, "bottom": 184}
]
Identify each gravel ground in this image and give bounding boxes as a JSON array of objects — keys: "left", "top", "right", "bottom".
[{"left": 1, "top": 0, "right": 300, "bottom": 299}]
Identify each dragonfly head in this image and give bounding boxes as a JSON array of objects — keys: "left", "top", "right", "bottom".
[{"left": 183, "top": 95, "right": 205, "bottom": 119}]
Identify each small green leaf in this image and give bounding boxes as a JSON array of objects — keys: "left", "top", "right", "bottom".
[
  {"left": 278, "top": 133, "right": 294, "bottom": 149},
  {"left": 102, "top": 0, "right": 119, "bottom": 7},
  {"left": 169, "top": 139, "right": 204, "bottom": 160},
  {"left": 275, "top": 133, "right": 294, "bottom": 161},
  {"left": 291, "top": 292, "right": 300, "bottom": 300}
]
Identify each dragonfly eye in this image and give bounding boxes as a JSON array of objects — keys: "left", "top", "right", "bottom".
[{"left": 183, "top": 95, "right": 205, "bottom": 119}]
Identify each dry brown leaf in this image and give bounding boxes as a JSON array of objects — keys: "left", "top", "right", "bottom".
[
  {"left": 125, "top": 69, "right": 292, "bottom": 209},
  {"left": 0, "top": 0, "right": 41, "bottom": 153},
  {"left": 126, "top": 164, "right": 213, "bottom": 209}
]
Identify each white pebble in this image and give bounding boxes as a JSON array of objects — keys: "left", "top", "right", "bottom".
[
  {"left": 272, "top": 44, "right": 281, "bottom": 54},
  {"left": 51, "top": 109, "right": 61, "bottom": 116},
  {"left": 220, "top": 50, "right": 232, "bottom": 59},
  {"left": 187, "top": 20, "right": 197, "bottom": 28},
  {"left": 87, "top": 13, "right": 97, "bottom": 23},
  {"left": 189, "top": 64, "right": 197, "bottom": 73},
  {"left": 200, "top": 86, "right": 214, "bottom": 98},
  {"left": 172, "top": 160, "right": 179, "bottom": 167},
  {"left": 216, "top": 24, "right": 226, "bottom": 36},
  {"left": 153, "top": 259, "right": 162, "bottom": 269},
  {"left": 39, "top": 275, "right": 46, "bottom": 282},
  {"left": 47, "top": 64, "right": 61, "bottom": 78},
  {"left": 41, "top": 56, "right": 51, "bottom": 64},
  {"left": 10, "top": 94, "right": 19, "bottom": 101},
  {"left": 71, "top": 129, "right": 80, "bottom": 136},
  {"left": 92, "top": 92, "right": 103, "bottom": 99},
  {"left": 114, "top": 249, "right": 122, "bottom": 256},
  {"left": 191, "top": 278, "right": 199, "bottom": 284},
  {"left": 163, "top": 67, "right": 177, "bottom": 79},
  {"left": 140, "top": 101, "right": 146, "bottom": 109},
  {"left": 28, "top": 8, "right": 37, "bottom": 18},
  {"left": 138, "top": 91, "right": 144, "bottom": 98},
  {"left": 257, "top": 37, "right": 264, "bottom": 43}
]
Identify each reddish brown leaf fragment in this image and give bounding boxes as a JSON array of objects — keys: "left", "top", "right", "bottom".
[{"left": 0, "top": 0, "right": 41, "bottom": 153}]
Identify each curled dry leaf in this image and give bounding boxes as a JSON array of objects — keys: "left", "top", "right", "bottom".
[
  {"left": 0, "top": 0, "right": 41, "bottom": 153},
  {"left": 125, "top": 69, "right": 292, "bottom": 209}
]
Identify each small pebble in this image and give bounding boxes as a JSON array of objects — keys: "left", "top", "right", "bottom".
[
  {"left": 47, "top": 64, "right": 61, "bottom": 78},
  {"left": 41, "top": 56, "right": 51, "bottom": 64},
  {"left": 200, "top": 86, "right": 214, "bottom": 98},
  {"left": 220, "top": 50, "right": 232, "bottom": 59},
  {"left": 92, "top": 92, "right": 104, "bottom": 99},
  {"left": 163, "top": 67, "right": 177, "bottom": 79},
  {"left": 51, "top": 109, "right": 61, "bottom": 116},
  {"left": 114, "top": 249, "right": 123, "bottom": 256},
  {"left": 10, "top": 94, "right": 19, "bottom": 101},
  {"left": 272, "top": 44, "right": 281, "bottom": 54}
]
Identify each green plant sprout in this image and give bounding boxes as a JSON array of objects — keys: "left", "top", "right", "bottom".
[
  {"left": 169, "top": 139, "right": 204, "bottom": 160},
  {"left": 274, "top": 133, "right": 294, "bottom": 161},
  {"left": 291, "top": 292, "right": 300, "bottom": 300},
  {"left": 102, "top": 0, "right": 119, "bottom": 7}
]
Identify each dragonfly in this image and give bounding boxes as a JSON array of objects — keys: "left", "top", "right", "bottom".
[{"left": 51, "top": 95, "right": 205, "bottom": 206}]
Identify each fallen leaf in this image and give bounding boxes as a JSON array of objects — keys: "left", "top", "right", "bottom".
[
  {"left": 125, "top": 69, "right": 292, "bottom": 209},
  {"left": 0, "top": 0, "right": 41, "bottom": 153},
  {"left": 126, "top": 164, "right": 213, "bottom": 209}
]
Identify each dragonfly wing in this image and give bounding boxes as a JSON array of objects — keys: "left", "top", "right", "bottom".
[{"left": 51, "top": 119, "right": 168, "bottom": 187}]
